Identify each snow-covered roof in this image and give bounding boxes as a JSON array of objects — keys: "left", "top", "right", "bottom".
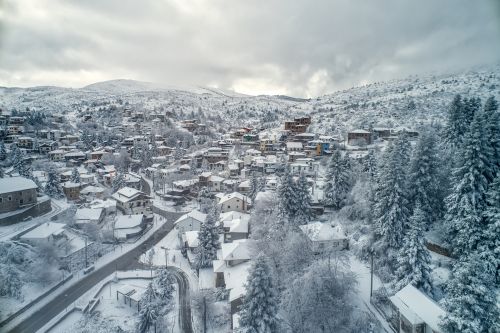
[
  {"left": 80, "top": 185, "right": 104, "bottom": 194},
  {"left": 75, "top": 208, "right": 103, "bottom": 222},
  {"left": 229, "top": 219, "right": 249, "bottom": 234},
  {"left": 112, "top": 187, "right": 148, "bottom": 203},
  {"left": 210, "top": 175, "right": 224, "bottom": 182},
  {"left": 20, "top": 222, "right": 65, "bottom": 240},
  {"left": 218, "top": 192, "right": 252, "bottom": 205},
  {"left": 198, "top": 267, "right": 215, "bottom": 290},
  {"left": 183, "top": 230, "right": 200, "bottom": 248},
  {"left": 390, "top": 284, "right": 446, "bottom": 332},
  {"left": 115, "top": 214, "right": 144, "bottom": 229},
  {"left": 349, "top": 129, "right": 371, "bottom": 134},
  {"left": 0, "top": 177, "right": 37, "bottom": 194},
  {"left": 175, "top": 210, "right": 207, "bottom": 224},
  {"left": 390, "top": 284, "right": 446, "bottom": 331},
  {"left": 286, "top": 141, "right": 303, "bottom": 149},
  {"left": 299, "top": 222, "right": 346, "bottom": 242},
  {"left": 223, "top": 260, "right": 252, "bottom": 302},
  {"left": 221, "top": 239, "right": 253, "bottom": 261},
  {"left": 220, "top": 211, "right": 251, "bottom": 222}
]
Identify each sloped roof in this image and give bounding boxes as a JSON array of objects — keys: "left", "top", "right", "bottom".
[
  {"left": 390, "top": 284, "right": 446, "bottom": 332},
  {"left": 299, "top": 222, "right": 346, "bottom": 242},
  {"left": 0, "top": 177, "right": 37, "bottom": 194}
]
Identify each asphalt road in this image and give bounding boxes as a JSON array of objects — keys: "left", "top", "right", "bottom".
[
  {"left": 169, "top": 267, "right": 193, "bottom": 333},
  {"left": 6, "top": 218, "right": 180, "bottom": 333}
]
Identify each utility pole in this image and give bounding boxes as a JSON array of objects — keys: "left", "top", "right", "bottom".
[
  {"left": 84, "top": 236, "right": 88, "bottom": 268},
  {"left": 370, "top": 249, "right": 374, "bottom": 298}
]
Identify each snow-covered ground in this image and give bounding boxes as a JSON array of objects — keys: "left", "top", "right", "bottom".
[
  {"left": 42, "top": 272, "right": 180, "bottom": 333},
  {"left": 1, "top": 214, "right": 168, "bottom": 331},
  {"left": 349, "top": 255, "right": 393, "bottom": 333},
  {"left": 139, "top": 228, "right": 199, "bottom": 290}
]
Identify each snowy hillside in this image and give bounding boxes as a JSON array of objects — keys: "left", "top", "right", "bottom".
[{"left": 1, "top": 66, "right": 499, "bottom": 132}]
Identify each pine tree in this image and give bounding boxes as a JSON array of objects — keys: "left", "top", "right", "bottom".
[
  {"left": 44, "top": 168, "right": 64, "bottom": 199},
  {"left": 483, "top": 96, "right": 500, "bottom": 175},
  {"left": 276, "top": 165, "right": 298, "bottom": 222},
  {"left": 70, "top": 167, "right": 80, "bottom": 183},
  {"left": 137, "top": 283, "right": 160, "bottom": 333},
  {"left": 374, "top": 140, "right": 410, "bottom": 250},
  {"left": 445, "top": 110, "right": 493, "bottom": 256},
  {"left": 194, "top": 207, "right": 220, "bottom": 269},
  {"left": 479, "top": 173, "right": 500, "bottom": 280},
  {"left": 441, "top": 252, "right": 500, "bottom": 333},
  {"left": 408, "top": 129, "right": 442, "bottom": 226},
  {"left": 249, "top": 173, "right": 260, "bottom": 202},
  {"left": 239, "top": 255, "right": 279, "bottom": 333},
  {"left": 154, "top": 268, "right": 175, "bottom": 309},
  {"left": 0, "top": 142, "right": 6, "bottom": 161},
  {"left": 324, "top": 150, "right": 351, "bottom": 209},
  {"left": 444, "top": 94, "right": 465, "bottom": 147},
  {"left": 293, "top": 172, "right": 313, "bottom": 225},
  {"left": 112, "top": 172, "right": 125, "bottom": 193},
  {"left": 461, "top": 97, "right": 481, "bottom": 131},
  {"left": 362, "top": 149, "right": 377, "bottom": 180},
  {"left": 394, "top": 203, "right": 433, "bottom": 294}
]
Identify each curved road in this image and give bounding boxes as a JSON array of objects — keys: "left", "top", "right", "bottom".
[
  {"left": 6, "top": 214, "right": 187, "bottom": 333},
  {"left": 168, "top": 267, "right": 193, "bottom": 333}
]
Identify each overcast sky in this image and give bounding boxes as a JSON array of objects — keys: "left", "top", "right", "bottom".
[{"left": 0, "top": 0, "right": 499, "bottom": 97}]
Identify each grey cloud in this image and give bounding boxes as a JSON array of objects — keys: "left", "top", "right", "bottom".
[{"left": 0, "top": 0, "right": 499, "bottom": 97}]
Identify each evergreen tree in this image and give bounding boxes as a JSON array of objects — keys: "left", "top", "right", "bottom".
[
  {"left": 441, "top": 252, "right": 500, "bottom": 333},
  {"left": 461, "top": 97, "right": 481, "bottom": 131},
  {"left": 276, "top": 165, "right": 298, "bottom": 222},
  {"left": 0, "top": 142, "right": 6, "bottom": 161},
  {"left": 248, "top": 173, "right": 261, "bottom": 202},
  {"left": 479, "top": 173, "right": 500, "bottom": 280},
  {"left": 153, "top": 268, "right": 175, "bottom": 309},
  {"left": 137, "top": 283, "right": 160, "bottom": 333},
  {"left": 194, "top": 207, "right": 220, "bottom": 269},
  {"left": 445, "top": 110, "right": 493, "bottom": 256},
  {"left": 112, "top": 172, "right": 125, "bottom": 193},
  {"left": 293, "top": 172, "right": 313, "bottom": 225},
  {"left": 374, "top": 140, "right": 410, "bottom": 250},
  {"left": 239, "top": 255, "right": 279, "bottom": 333},
  {"left": 362, "top": 149, "right": 377, "bottom": 180},
  {"left": 408, "top": 129, "right": 442, "bottom": 226},
  {"left": 444, "top": 94, "right": 465, "bottom": 147},
  {"left": 483, "top": 96, "right": 500, "bottom": 175},
  {"left": 394, "top": 203, "right": 433, "bottom": 294},
  {"left": 44, "top": 168, "right": 64, "bottom": 199},
  {"left": 70, "top": 167, "right": 80, "bottom": 183},
  {"left": 324, "top": 150, "right": 351, "bottom": 209}
]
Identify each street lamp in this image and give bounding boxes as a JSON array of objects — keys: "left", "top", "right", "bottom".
[{"left": 160, "top": 246, "right": 169, "bottom": 268}]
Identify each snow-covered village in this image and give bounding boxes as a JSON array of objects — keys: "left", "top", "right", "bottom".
[{"left": 0, "top": 1, "right": 499, "bottom": 333}]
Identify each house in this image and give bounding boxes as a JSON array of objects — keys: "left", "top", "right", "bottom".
[
  {"left": 111, "top": 187, "right": 152, "bottom": 215},
  {"left": 208, "top": 175, "right": 224, "bottom": 192},
  {"left": 182, "top": 230, "right": 200, "bottom": 256},
  {"left": 290, "top": 158, "right": 318, "bottom": 175},
  {"left": 74, "top": 208, "right": 105, "bottom": 226},
  {"left": 389, "top": 284, "right": 446, "bottom": 333},
  {"left": 348, "top": 129, "right": 372, "bottom": 145},
  {"left": 286, "top": 141, "right": 303, "bottom": 152},
  {"left": 216, "top": 192, "right": 251, "bottom": 213},
  {"left": 299, "top": 222, "right": 348, "bottom": 253},
  {"left": 17, "top": 136, "right": 34, "bottom": 150},
  {"left": 220, "top": 211, "right": 251, "bottom": 242},
  {"left": 174, "top": 210, "right": 207, "bottom": 234},
  {"left": 123, "top": 172, "right": 142, "bottom": 190},
  {"left": 114, "top": 214, "right": 147, "bottom": 241},
  {"left": 62, "top": 182, "right": 81, "bottom": 201},
  {"left": 48, "top": 149, "right": 65, "bottom": 161},
  {"left": 20, "top": 222, "right": 65, "bottom": 244},
  {"left": 0, "top": 177, "right": 38, "bottom": 213},
  {"left": 80, "top": 185, "right": 105, "bottom": 200}
]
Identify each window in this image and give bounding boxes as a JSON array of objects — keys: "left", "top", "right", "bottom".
[
  {"left": 20, "top": 199, "right": 24, "bottom": 204},
  {"left": 0, "top": 197, "right": 2, "bottom": 203},
  {"left": 227, "top": 205, "right": 230, "bottom": 208},
  {"left": 8, "top": 196, "right": 12, "bottom": 201}
]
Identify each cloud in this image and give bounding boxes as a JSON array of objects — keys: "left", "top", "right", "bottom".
[{"left": 0, "top": 0, "right": 499, "bottom": 97}]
